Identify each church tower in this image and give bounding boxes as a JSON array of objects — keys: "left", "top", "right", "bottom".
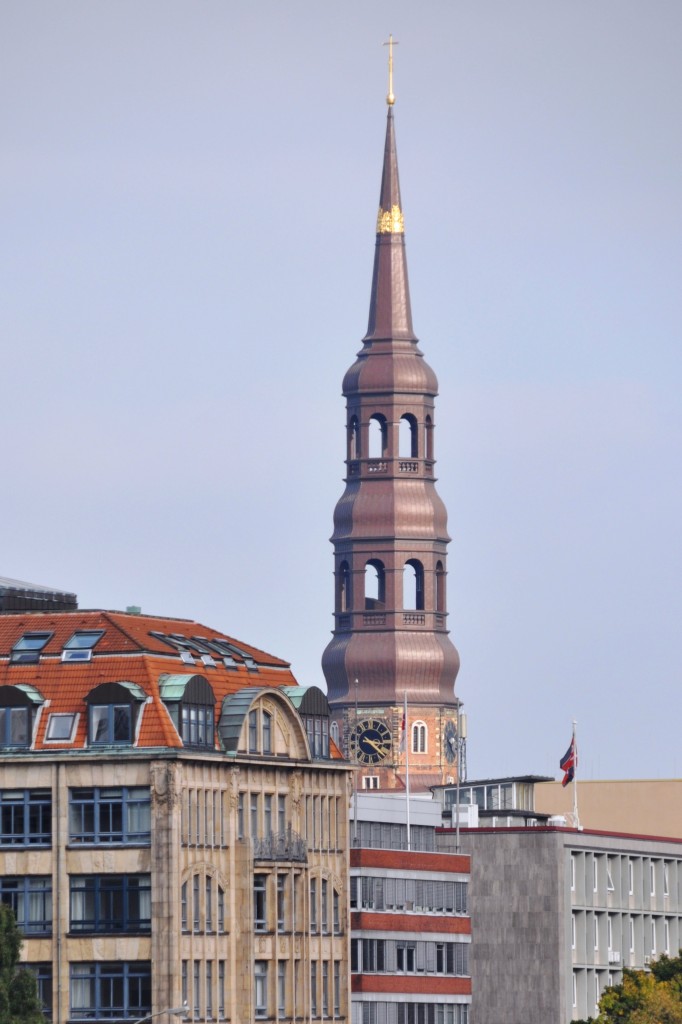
[{"left": 322, "top": 47, "right": 462, "bottom": 792}]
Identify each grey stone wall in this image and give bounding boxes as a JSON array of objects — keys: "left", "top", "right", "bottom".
[{"left": 438, "top": 830, "right": 566, "bottom": 1024}]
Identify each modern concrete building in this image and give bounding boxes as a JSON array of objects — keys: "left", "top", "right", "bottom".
[
  {"left": 0, "top": 608, "right": 351, "bottom": 1023},
  {"left": 437, "top": 823, "right": 682, "bottom": 1024},
  {"left": 322, "top": 75, "right": 462, "bottom": 794},
  {"left": 350, "top": 796, "right": 471, "bottom": 1024}
]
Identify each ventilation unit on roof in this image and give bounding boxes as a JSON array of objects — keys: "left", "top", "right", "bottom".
[
  {"left": 201, "top": 654, "right": 216, "bottom": 668},
  {"left": 179, "top": 651, "right": 195, "bottom": 666}
]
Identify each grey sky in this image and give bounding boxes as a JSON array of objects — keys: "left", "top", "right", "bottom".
[{"left": 3, "top": 2, "right": 681, "bottom": 780}]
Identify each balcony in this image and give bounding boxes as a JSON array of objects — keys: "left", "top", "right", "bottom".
[{"left": 253, "top": 828, "right": 307, "bottom": 863}]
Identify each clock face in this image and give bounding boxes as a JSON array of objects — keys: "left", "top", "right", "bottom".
[
  {"left": 349, "top": 718, "right": 392, "bottom": 765},
  {"left": 443, "top": 720, "right": 458, "bottom": 764}
]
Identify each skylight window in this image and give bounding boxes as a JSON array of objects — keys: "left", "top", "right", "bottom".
[
  {"left": 10, "top": 633, "right": 52, "bottom": 665},
  {"left": 45, "top": 713, "right": 78, "bottom": 742},
  {"left": 62, "top": 631, "right": 104, "bottom": 663}
]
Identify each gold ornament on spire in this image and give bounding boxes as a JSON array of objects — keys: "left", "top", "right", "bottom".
[
  {"left": 376, "top": 204, "right": 404, "bottom": 234},
  {"left": 383, "top": 34, "right": 398, "bottom": 106}
]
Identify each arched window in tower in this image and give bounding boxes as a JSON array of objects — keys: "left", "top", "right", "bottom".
[
  {"left": 435, "top": 561, "right": 446, "bottom": 613},
  {"left": 412, "top": 721, "right": 427, "bottom": 754},
  {"left": 348, "top": 416, "right": 360, "bottom": 461},
  {"left": 425, "top": 415, "right": 434, "bottom": 461},
  {"left": 403, "top": 559, "right": 424, "bottom": 611},
  {"left": 364, "top": 560, "right": 386, "bottom": 610},
  {"left": 337, "top": 561, "right": 352, "bottom": 613},
  {"left": 399, "top": 414, "right": 418, "bottom": 458},
  {"left": 368, "top": 414, "right": 388, "bottom": 459}
]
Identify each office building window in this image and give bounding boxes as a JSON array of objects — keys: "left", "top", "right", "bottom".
[
  {"left": 218, "top": 961, "right": 225, "bottom": 1019},
  {"left": 206, "top": 877, "right": 213, "bottom": 932},
  {"left": 218, "top": 885, "right": 225, "bottom": 933},
  {"left": 0, "top": 877, "right": 51, "bottom": 934},
  {"left": 69, "top": 962, "right": 150, "bottom": 1020},
  {"left": 333, "top": 961, "right": 341, "bottom": 1016},
  {"left": 249, "top": 711, "right": 258, "bottom": 752},
  {"left": 193, "top": 875, "right": 200, "bottom": 932},
  {"left": 311, "top": 961, "right": 318, "bottom": 1018},
  {"left": 322, "top": 961, "right": 329, "bottom": 1017},
  {"left": 69, "top": 787, "right": 151, "bottom": 845},
  {"left": 277, "top": 961, "right": 286, "bottom": 1015},
  {"left": 321, "top": 879, "right": 328, "bottom": 933},
  {"left": 277, "top": 875, "right": 286, "bottom": 933},
  {"left": 0, "top": 790, "right": 51, "bottom": 847},
  {"left": 254, "top": 874, "right": 267, "bottom": 932},
  {"left": 70, "top": 875, "right": 151, "bottom": 933},
  {"left": 310, "top": 877, "right": 318, "bottom": 933},
  {"left": 262, "top": 711, "right": 272, "bottom": 754},
  {"left": 206, "top": 961, "right": 213, "bottom": 1019},
  {"left": 26, "top": 963, "right": 52, "bottom": 1018},
  {"left": 254, "top": 961, "right": 268, "bottom": 1018},
  {"left": 194, "top": 960, "right": 201, "bottom": 1018}
]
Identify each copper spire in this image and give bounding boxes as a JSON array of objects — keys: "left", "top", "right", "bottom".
[{"left": 364, "top": 102, "right": 416, "bottom": 343}]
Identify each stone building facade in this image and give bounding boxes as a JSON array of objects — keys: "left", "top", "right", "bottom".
[
  {"left": 437, "top": 824, "right": 682, "bottom": 1024},
  {"left": 0, "top": 609, "right": 351, "bottom": 1023}
]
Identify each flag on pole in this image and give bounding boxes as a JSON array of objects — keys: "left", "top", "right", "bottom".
[{"left": 560, "top": 732, "right": 577, "bottom": 787}]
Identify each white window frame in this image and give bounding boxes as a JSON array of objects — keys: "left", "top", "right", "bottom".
[
  {"left": 362, "top": 776, "right": 379, "bottom": 790},
  {"left": 411, "top": 721, "right": 427, "bottom": 754},
  {"left": 629, "top": 860, "right": 634, "bottom": 896},
  {"left": 629, "top": 917, "right": 635, "bottom": 953},
  {"left": 570, "top": 855, "right": 576, "bottom": 891},
  {"left": 594, "top": 914, "right": 599, "bottom": 951},
  {"left": 607, "top": 860, "right": 615, "bottom": 892}
]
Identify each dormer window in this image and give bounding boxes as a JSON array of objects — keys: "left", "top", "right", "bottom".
[
  {"left": 85, "top": 682, "right": 144, "bottom": 747},
  {"left": 159, "top": 675, "right": 216, "bottom": 750},
  {"left": 10, "top": 632, "right": 52, "bottom": 665},
  {"left": 62, "top": 631, "right": 104, "bottom": 663},
  {"left": 0, "top": 686, "right": 43, "bottom": 749},
  {"left": 90, "top": 704, "right": 132, "bottom": 745}
]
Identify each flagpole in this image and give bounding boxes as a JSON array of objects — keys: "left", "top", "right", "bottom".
[
  {"left": 353, "top": 678, "right": 359, "bottom": 845},
  {"left": 404, "top": 691, "right": 411, "bottom": 852},
  {"left": 572, "top": 718, "right": 580, "bottom": 830}
]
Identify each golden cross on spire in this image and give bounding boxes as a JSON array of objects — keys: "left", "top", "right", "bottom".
[{"left": 383, "top": 34, "right": 398, "bottom": 106}]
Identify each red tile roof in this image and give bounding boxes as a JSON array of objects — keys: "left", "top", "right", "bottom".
[{"left": 0, "top": 610, "right": 299, "bottom": 752}]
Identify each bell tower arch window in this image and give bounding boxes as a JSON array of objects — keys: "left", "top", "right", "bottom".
[
  {"left": 399, "top": 414, "right": 418, "bottom": 458},
  {"left": 412, "top": 721, "right": 427, "bottom": 753},
  {"left": 368, "top": 414, "right": 388, "bottom": 458},
  {"left": 337, "top": 561, "right": 352, "bottom": 613},
  {"left": 435, "top": 561, "right": 446, "bottom": 612},
  {"left": 348, "top": 416, "right": 360, "bottom": 461},
  {"left": 425, "top": 415, "right": 434, "bottom": 461},
  {"left": 403, "top": 559, "right": 424, "bottom": 611},
  {"left": 364, "top": 560, "right": 385, "bottom": 610}
]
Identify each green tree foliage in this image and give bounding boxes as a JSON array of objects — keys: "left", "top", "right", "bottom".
[
  {"left": 580, "top": 953, "right": 682, "bottom": 1024},
  {"left": 0, "top": 903, "right": 43, "bottom": 1024}
]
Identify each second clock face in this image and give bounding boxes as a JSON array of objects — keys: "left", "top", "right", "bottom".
[
  {"left": 443, "top": 720, "right": 458, "bottom": 763},
  {"left": 349, "top": 718, "right": 392, "bottom": 765}
]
